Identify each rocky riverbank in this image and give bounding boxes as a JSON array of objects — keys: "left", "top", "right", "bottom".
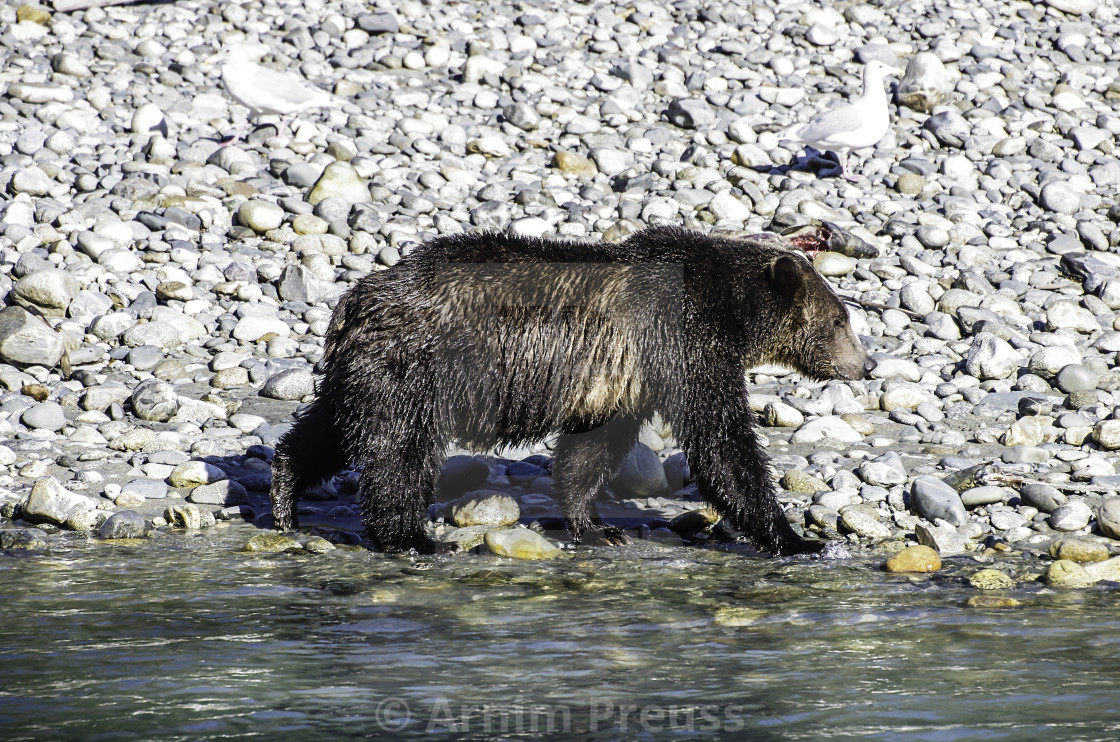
[{"left": 2, "top": 0, "right": 1120, "bottom": 587}]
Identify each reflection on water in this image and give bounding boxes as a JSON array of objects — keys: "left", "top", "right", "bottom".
[{"left": 1, "top": 525, "right": 1118, "bottom": 742}]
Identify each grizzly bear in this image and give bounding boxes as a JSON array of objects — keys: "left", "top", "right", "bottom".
[{"left": 270, "top": 225, "right": 872, "bottom": 556}]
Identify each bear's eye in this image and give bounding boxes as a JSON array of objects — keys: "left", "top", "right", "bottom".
[{"left": 833, "top": 317, "right": 845, "bottom": 328}]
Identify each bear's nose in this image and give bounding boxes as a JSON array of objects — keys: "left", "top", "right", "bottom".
[{"left": 863, "top": 357, "right": 877, "bottom": 376}]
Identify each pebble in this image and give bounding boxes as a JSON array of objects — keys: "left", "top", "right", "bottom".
[
  {"left": 0, "top": 0, "right": 1116, "bottom": 588},
  {"left": 790, "top": 417, "right": 863, "bottom": 444},
  {"left": 0, "top": 307, "right": 66, "bottom": 367},
  {"left": 188, "top": 480, "right": 249, "bottom": 506},
  {"left": 1019, "top": 483, "right": 1067, "bottom": 513},
  {"left": 238, "top": 201, "right": 284, "bottom": 233},
  {"left": 169, "top": 461, "right": 227, "bottom": 488},
  {"left": 260, "top": 368, "right": 316, "bottom": 401}
]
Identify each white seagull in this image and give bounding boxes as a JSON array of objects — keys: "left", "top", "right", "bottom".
[
  {"left": 780, "top": 60, "right": 901, "bottom": 181},
  {"left": 205, "top": 43, "right": 339, "bottom": 143}
]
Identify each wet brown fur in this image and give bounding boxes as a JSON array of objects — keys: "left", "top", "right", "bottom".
[{"left": 271, "top": 225, "right": 872, "bottom": 555}]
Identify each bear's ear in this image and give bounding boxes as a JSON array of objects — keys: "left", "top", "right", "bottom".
[{"left": 765, "top": 254, "right": 810, "bottom": 296}]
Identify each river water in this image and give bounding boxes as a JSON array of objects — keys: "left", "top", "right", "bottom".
[{"left": 2, "top": 524, "right": 1118, "bottom": 741}]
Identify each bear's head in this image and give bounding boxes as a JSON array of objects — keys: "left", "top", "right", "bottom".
[{"left": 765, "top": 253, "right": 874, "bottom": 381}]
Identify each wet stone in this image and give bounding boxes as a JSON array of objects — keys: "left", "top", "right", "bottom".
[
  {"left": 1050, "top": 538, "right": 1109, "bottom": 564},
  {"left": 969, "top": 568, "right": 1015, "bottom": 590},
  {"left": 484, "top": 528, "right": 561, "bottom": 560},
  {"left": 98, "top": 511, "right": 147, "bottom": 540},
  {"left": 449, "top": 491, "right": 520, "bottom": 527},
  {"left": 244, "top": 533, "right": 302, "bottom": 552},
  {"left": 885, "top": 545, "right": 941, "bottom": 573},
  {"left": 1044, "top": 559, "right": 1096, "bottom": 588}
]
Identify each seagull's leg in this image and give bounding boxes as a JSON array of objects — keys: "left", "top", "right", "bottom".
[
  {"left": 841, "top": 150, "right": 863, "bottom": 182},
  {"left": 218, "top": 121, "right": 250, "bottom": 148}
]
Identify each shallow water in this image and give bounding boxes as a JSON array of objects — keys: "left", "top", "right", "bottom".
[{"left": 2, "top": 525, "right": 1118, "bottom": 742}]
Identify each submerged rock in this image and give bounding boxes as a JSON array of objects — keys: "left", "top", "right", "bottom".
[{"left": 485, "top": 528, "right": 561, "bottom": 559}]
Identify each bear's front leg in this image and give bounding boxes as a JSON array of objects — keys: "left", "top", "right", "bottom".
[
  {"left": 671, "top": 376, "right": 825, "bottom": 556},
  {"left": 354, "top": 423, "right": 448, "bottom": 554}
]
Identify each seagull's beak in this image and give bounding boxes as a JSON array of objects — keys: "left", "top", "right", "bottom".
[{"left": 203, "top": 52, "right": 223, "bottom": 67}]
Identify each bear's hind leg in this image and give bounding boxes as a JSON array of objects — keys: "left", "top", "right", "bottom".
[
  {"left": 270, "top": 401, "right": 347, "bottom": 532},
  {"left": 552, "top": 414, "right": 642, "bottom": 545}
]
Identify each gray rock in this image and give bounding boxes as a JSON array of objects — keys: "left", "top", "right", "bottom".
[
  {"left": 122, "top": 479, "right": 168, "bottom": 500},
  {"left": 1098, "top": 498, "right": 1120, "bottom": 540},
  {"left": 503, "top": 102, "right": 541, "bottom": 131},
  {"left": 357, "top": 12, "right": 399, "bottom": 34},
  {"left": 964, "top": 333, "right": 1019, "bottom": 380},
  {"left": 1020, "top": 483, "right": 1068, "bottom": 513},
  {"left": 960, "top": 486, "right": 1006, "bottom": 508},
  {"left": 449, "top": 491, "right": 521, "bottom": 527},
  {"left": 80, "top": 383, "right": 132, "bottom": 412},
  {"left": 924, "top": 109, "right": 971, "bottom": 147},
  {"left": 612, "top": 443, "right": 669, "bottom": 497},
  {"left": 1055, "top": 364, "right": 1098, "bottom": 393},
  {"left": 252, "top": 422, "right": 292, "bottom": 448},
  {"left": 277, "top": 264, "right": 341, "bottom": 304},
  {"left": 23, "top": 477, "right": 97, "bottom": 526},
  {"left": 11, "top": 269, "right": 79, "bottom": 316},
  {"left": 98, "top": 511, "right": 147, "bottom": 539},
  {"left": 260, "top": 368, "right": 316, "bottom": 400},
  {"left": 22, "top": 402, "right": 66, "bottom": 431},
  {"left": 131, "top": 378, "right": 179, "bottom": 422},
  {"left": 0, "top": 306, "right": 66, "bottom": 368},
  {"left": 897, "top": 52, "right": 952, "bottom": 112},
  {"left": 839, "top": 504, "right": 892, "bottom": 539},
  {"left": 910, "top": 476, "right": 968, "bottom": 527},
  {"left": 857, "top": 452, "right": 907, "bottom": 486},
  {"left": 188, "top": 480, "right": 249, "bottom": 506},
  {"left": 666, "top": 98, "right": 716, "bottom": 129},
  {"left": 915, "top": 521, "right": 967, "bottom": 556},
  {"left": 1038, "top": 182, "right": 1083, "bottom": 215},
  {"left": 307, "top": 162, "right": 369, "bottom": 205},
  {"left": 238, "top": 201, "right": 284, "bottom": 233},
  {"left": 1050, "top": 500, "right": 1093, "bottom": 532},
  {"left": 127, "top": 346, "right": 165, "bottom": 371}
]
